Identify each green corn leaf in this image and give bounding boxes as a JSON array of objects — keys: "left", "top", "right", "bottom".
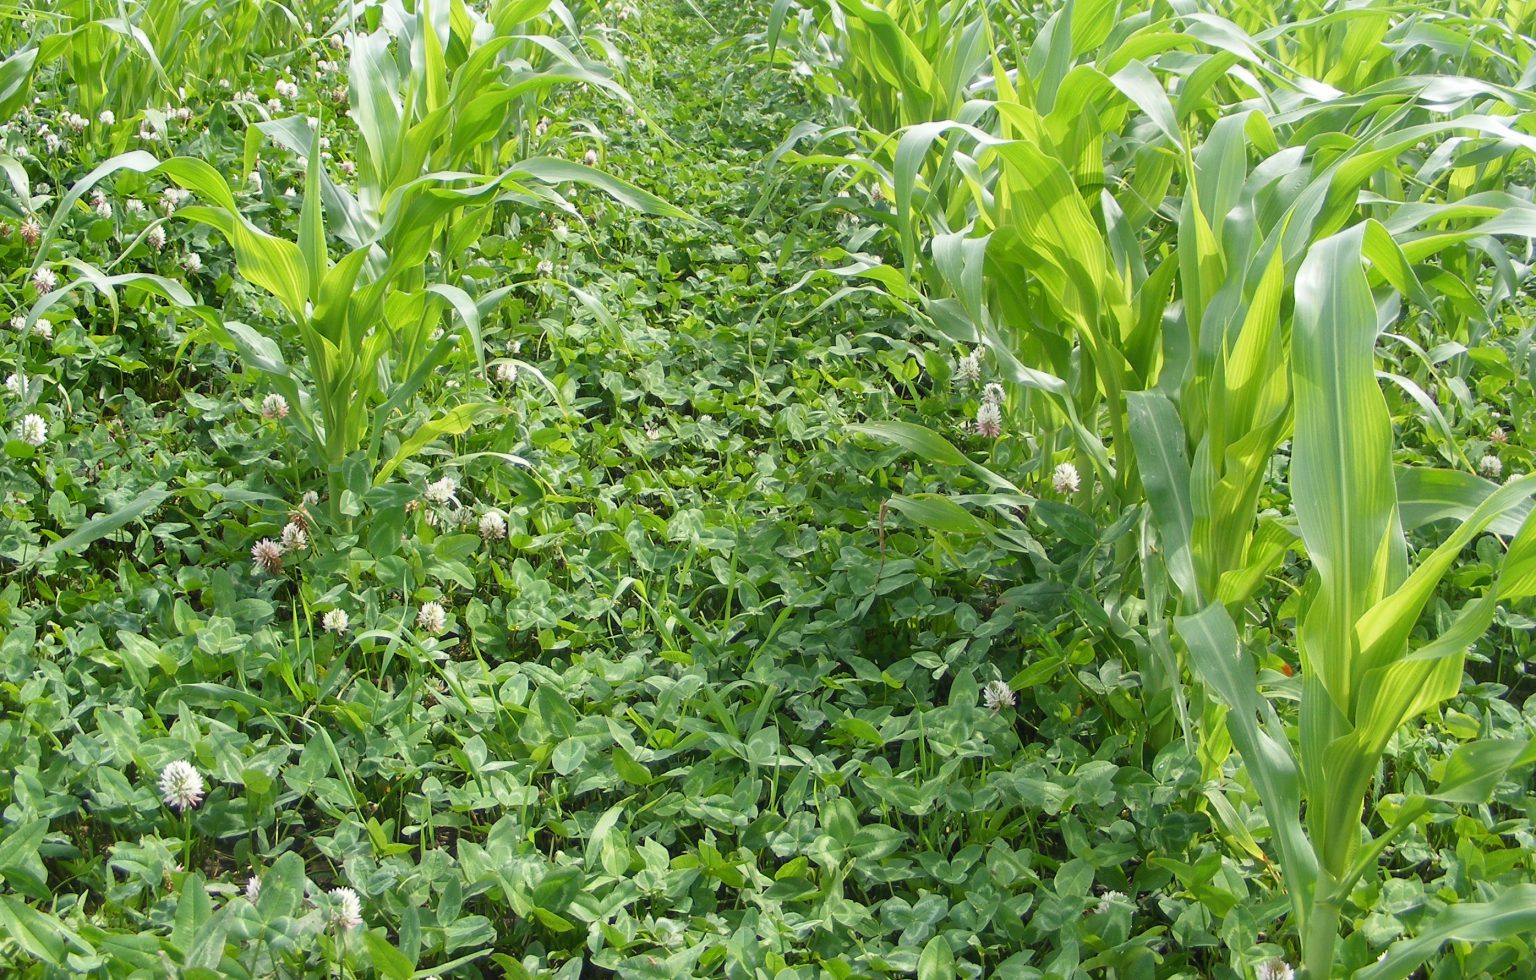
[
  {"left": 884, "top": 493, "right": 996, "bottom": 536},
  {"left": 159, "top": 158, "right": 310, "bottom": 321},
  {"left": 32, "top": 151, "right": 161, "bottom": 273},
  {"left": 1176, "top": 602, "right": 1318, "bottom": 938},
  {"left": 1110, "top": 60, "right": 1182, "bottom": 149},
  {"left": 374, "top": 403, "right": 500, "bottom": 486},
  {"left": 849, "top": 420, "right": 967, "bottom": 467},
  {"left": 1355, "top": 884, "right": 1536, "bottom": 980},
  {"left": 1396, "top": 466, "right": 1530, "bottom": 535},
  {"left": 349, "top": 29, "right": 405, "bottom": 193},
  {"left": 25, "top": 486, "right": 173, "bottom": 570},
  {"left": 1127, "top": 390, "right": 1198, "bottom": 601},
  {"left": 0, "top": 47, "right": 37, "bottom": 120},
  {"left": 258, "top": 115, "right": 373, "bottom": 248},
  {"left": 849, "top": 421, "right": 1019, "bottom": 492},
  {"left": 298, "top": 119, "right": 327, "bottom": 298},
  {"left": 1291, "top": 223, "right": 1399, "bottom": 718},
  {"left": 31, "top": 260, "right": 198, "bottom": 333},
  {"left": 515, "top": 157, "right": 691, "bottom": 219},
  {"left": 1432, "top": 737, "right": 1536, "bottom": 805}
]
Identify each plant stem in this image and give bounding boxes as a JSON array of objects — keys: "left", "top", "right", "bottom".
[{"left": 1302, "top": 889, "right": 1341, "bottom": 980}]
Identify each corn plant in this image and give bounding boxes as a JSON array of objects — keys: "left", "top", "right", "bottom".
[
  {"left": 178, "top": 122, "right": 680, "bottom": 511},
  {"left": 1171, "top": 224, "right": 1536, "bottom": 978},
  {"left": 1135, "top": 55, "right": 1536, "bottom": 980},
  {"left": 780, "top": 0, "right": 1536, "bottom": 970},
  {"left": 767, "top": 0, "right": 991, "bottom": 134},
  {"left": 25, "top": 0, "right": 310, "bottom": 121},
  {"left": 20, "top": 120, "right": 681, "bottom": 535},
  {"left": 251, "top": 0, "right": 671, "bottom": 344}
]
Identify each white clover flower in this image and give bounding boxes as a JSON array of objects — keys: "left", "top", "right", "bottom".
[
  {"left": 479, "top": 510, "right": 508, "bottom": 541},
  {"left": 583, "top": 148, "right": 599, "bottom": 166},
  {"left": 955, "top": 349, "right": 982, "bottom": 386},
  {"left": 260, "top": 393, "right": 289, "bottom": 419},
  {"left": 244, "top": 875, "right": 261, "bottom": 902},
  {"left": 126, "top": 198, "right": 146, "bottom": 215},
  {"left": 4, "top": 372, "right": 26, "bottom": 397},
  {"left": 1491, "top": 427, "right": 1508, "bottom": 445},
  {"left": 64, "top": 112, "right": 87, "bottom": 132},
  {"left": 983, "top": 382, "right": 1004, "bottom": 406},
  {"left": 17, "top": 413, "right": 46, "bottom": 447},
  {"left": 158, "top": 760, "right": 205, "bottom": 811},
  {"left": 147, "top": 225, "right": 166, "bottom": 251},
  {"left": 322, "top": 609, "right": 349, "bottom": 634},
  {"left": 247, "top": 170, "right": 262, "bottom": 192},
  {"left": 417, "top": 601, "right": 447, "bottom": 635},
  {"left": 976, "top": 401, "right": 1002, "bottom": 439},
  {"left": 1052, "top": 461, "right": 1081, "bottom": 495},
  {"left": 301, "top": 490, "right": 319, "bottom": 507},
  {"left": 536, "top": 259, "right": 554, "bottom": 276},
  {"left": 982, "top": 679, "right": 1015, "bottom": 712},
  {"left": 94, "top": 197, "right": 112, "bottom": 219},
  {"left": 32, "top": 266, "right": 56, "bottom": 294},
  {"left": 9, "top": 315, "right": 24, "bottom": 331},
  {"left": 339, "top": 160, "right": 355, "bottom": 177},
  {"left": 176, "top": 106, "right": 192, "bottom": 124},
  {"left": 43, "top": 132, "right": 60, "bottom": 154},
  {"left": 328, "top": 887, "right": 363, "bottom": 930},
  {"left": 1094, "top": 890, "right": 1126, "bottom": 914},
  {"left": 19, "top": 217, "right": 40, "bottom": 246},
  {"left": 536, "top": 117, "right": 550, "bottom": 137},
  {"left": 424, "top": 476, "right": 458, "bottom": 506},
  {"left": 1480, "top": 454, "right": 1503, "bottom": 479},
  {"left": 32, "top": 318, "right": 51, "bottom": 340},
  {"left": 267, "top": 98, "right": 282, "bottom": 112},
  {"left": 32, "top": 179, "right": 49, "bottom": 196},
  {"left": 495, "top": 361, "right": 518, "bottom": 384},
  {"left": 1256, "top": 960, "right": 1295, "bottom": 980},
  {"left": 250, "top": 538, "right": 285, "bottom": 575},
  {"left": 98, "top": 109, "right": 115, "bottom": 125},
  {"left": 280, "top": 520, "right": 308, "bottom": 552}
]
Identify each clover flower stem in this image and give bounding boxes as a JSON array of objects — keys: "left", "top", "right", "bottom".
[{"left": 180, "top": 808, "right": 192, "bottom": 876}]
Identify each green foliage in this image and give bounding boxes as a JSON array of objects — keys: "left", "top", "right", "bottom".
[
  {"left": 5, "top": 0, "right": 1536, "bottom": 976},
  {"left": 766, "top": 0, "right": 1536, "bottom": 973}
]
